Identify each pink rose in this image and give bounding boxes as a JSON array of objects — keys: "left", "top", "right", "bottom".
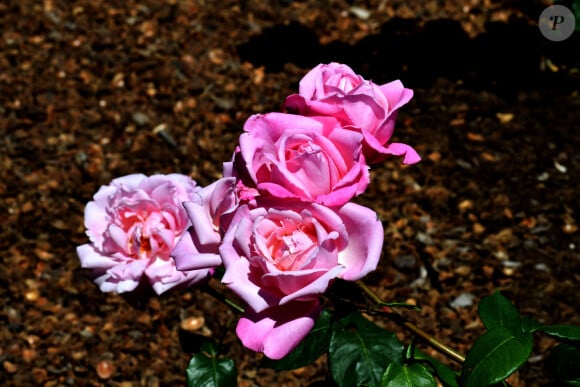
[
  {"left": 219, "top": 198, "right": 384, "bottom": 358},
  {"left": 231, "top": 112, "right": 370, "bottom": 206},
  {"left": 284, "top": 62, "right": 420, "bottom": 164},
  {"left": 76, "top": 173, "right": 212, "bottom": 295},
  {"left": 236, "top": 300, "right": 322, "bottom": 360},
  {"left": 172, "top": 177, "right": 238, "bottom": 272}
]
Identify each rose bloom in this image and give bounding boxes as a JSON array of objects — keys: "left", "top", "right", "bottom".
[
  {"left": 231, "top": 112, "right": 370, "bottom": 206},
  {"left": 219, "top": 198, "right": 384, "bottom": 359},
  {"left": 76, "top": 173, "right": 213, "bottom": 295},
  {"left": 172, "top": 177, "right": 238, "bottom": 272},
  {"left": 284, "top": 62, "right": 420, "bottom": 164}
]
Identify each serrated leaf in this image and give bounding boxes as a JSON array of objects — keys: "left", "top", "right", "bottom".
[
  {"left": 185, "top": 345, "right": 237, "bottom": 387},
  {"left": 460, "top": 327, "right": 533, "bottom": 387},
  {"left": 540, "top": 325, "right": 580, "bottom": 341},
  {"left": 261, "top": 309, "right": 332, "bottom": 370},
  {"left": 329, "top": 312, "right": 404, "bottom": 387},
  {"left": 381, "top": 362, "right": 436, "bottom": 387},
  {"left": 414, "top": 351, "right": 459, "bottom": 387},
  {"left": 544, "top": 343, "right": 580, "bottom": 383},
  {"left": 478, "top": 291, "right": 522, "bottom": 333}
]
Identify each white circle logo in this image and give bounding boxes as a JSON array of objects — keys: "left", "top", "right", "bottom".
[{"left": 539, "top": 5, "right": 575, "bottom": 42}]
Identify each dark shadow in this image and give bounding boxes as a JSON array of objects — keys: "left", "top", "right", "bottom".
[
  {"left": 237, "top": 16, "right": 580, "bottom": 96},
  {"left": 236, "top": 21, "right": 323, "bottom": 72}
]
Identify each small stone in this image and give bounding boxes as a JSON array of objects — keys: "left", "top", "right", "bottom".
[
  {"left": 502, "top": 267, "right": 515, "bottom": 276},
  {"left": 25, "top": 288, "right": 40, "bottom": 302},
  {"left": 496, "top": 112, "right": 514, "bottom": 123},
  {"left": 71, "top": 350, "right": 86, "bottom": 361},
  {"left": 21, "top": 201, "right": 34, "bottom": 213},
  {"left": 502, "top": 260, "right": 521, "bottom": 268},
  {"left": 454, "top": 265, "right": 471, "bottom": 276},
  {"left": 534, "top": 263, "right": 550, "bottom": 272},
  {"left": 96, "top": 359, "right": 115, "bottom": 379},
  {"left": 34, "top": 248, "right": 55, "bottom": 261},
  {"left": 180, "top": 316, "right": 205, "bottom": 332},
  {"left": 427, "top": 151, "right": 441, "bottom": 162},
  {"left": 349, "top": 6, "right": 371, "bottom": 19},
  {"left": 3, "top": 360, "right": 17, "bottom": 373},
  {"left": 404, "top": 298, "right": 417, "bottom": 306},
  {"left": 466, "top": 132, "right": 483, "bottom": 141},
  {"left": 131, "top": 112, "right": 150, "bottom": 126},
  {"left": 22, "top": 349, "right": 37, "bottom": 362},
  {"left": 450, "top": 293, "right": 475, "bottom": 308},
  {"left": 32, "top": 367, "right": 48, "bottom": 383},
  {"left": 458, "top": 199, "right": 473, "bottom": 211},
  {"left": 562, "top": 223, "right": 578, "bottom": 234},
  {"left": 208, "top": 48, "right": 225, "bottom": 65},
  {"left": 415, "top": 232, "right": 434, "bottom": 246},
  {"left": 482, "top": 265, "right": 495, "bottom": 278},
  {"left": 473, "top": 223, "right": 485, "bottom": 234}
]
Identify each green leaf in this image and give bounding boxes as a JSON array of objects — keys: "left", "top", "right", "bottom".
[
  {"left": 261, "top": 309, "right": 332, "bottom": 370},
  {"left": 414, "top": 351, "right": 459, "bottom": 387},
  {"left": 381, "top": 362, "right": 436, "bottom": 387},
  {"left": 539, "top": 324, "right": 580, "bottom": 341},
  {"left": 185, "top": 341, "right": 237, "bottom": 387},
  {"left": 478, "top": 291, "right": 522, "bottom": 333},
  {"left": 460, "top": 327, "right": 533, "bottom": 387},
  {"left": 521, "top": 316, "right": 542, "bottom": 334},
  {"left": 329, "top": 312, "right": 405, "bottom": 387},
  {"left": 573, "top": 1, "right": 580, "bottom": 31},
  {"left": 544, "top": 343, "right": 580, "bottom": 384}
]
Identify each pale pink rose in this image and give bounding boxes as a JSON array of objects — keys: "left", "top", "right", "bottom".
[
  {"left": 236, "top": 300, "right": 322, "bottom": 360},
  {"left": 76, "top": 173, "right": 212, "bottom": 295},
  {"left": 284, "top": 62, "right": 420, "bottom": 164},
  {"left": 172, "top": 177, "right": 238, "bottom": 272},
  {"left": 220, "top": 198, "right": 383, "bottom": 358},
  {"left": 232, "top": 112, "right": 370, "bottom": 206}
]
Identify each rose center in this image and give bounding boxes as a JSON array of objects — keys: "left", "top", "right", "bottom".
[
  {"left": 267, "top": 221, "right": 317, "bottom": 271},
  {"left": 285, "top": 140, "right": 320, "bottom": 163},
  {"left": 337, "top": 76, "right": 358, "bottom": 93},
  {"left": 119, "top": 207, "right": 170, "bottom": 259}
]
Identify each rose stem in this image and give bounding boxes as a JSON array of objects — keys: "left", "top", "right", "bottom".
[
  {"left": 201, "top": 278, "right": 245, "bottom": 314},
  {"left": 355, "top": 280, "right": 466, "bottom": 364}
]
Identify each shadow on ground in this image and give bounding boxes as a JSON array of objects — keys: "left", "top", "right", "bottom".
[{"left": 237, "top": 16, "right": 580, "bottom": 96}]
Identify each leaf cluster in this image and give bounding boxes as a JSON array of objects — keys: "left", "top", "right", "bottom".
[{"left": 183, "top": 291, "right": 580, "bottom": 386}]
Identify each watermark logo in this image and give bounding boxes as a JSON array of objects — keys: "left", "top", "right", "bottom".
[{"left": 539, "top": 5, "right": 575, "bottom": 41}]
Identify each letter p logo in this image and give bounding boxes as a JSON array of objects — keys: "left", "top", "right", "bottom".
[{"left": 540, "top": 5, "right": 575, "bottom": 41}]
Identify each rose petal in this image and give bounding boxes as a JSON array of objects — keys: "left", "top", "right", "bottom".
[
  {"left": 336, "top": 202, "right": 384, "bottom": 281},
  {"left": 236, "top": 300, "right": 322, "bottom": 360}
]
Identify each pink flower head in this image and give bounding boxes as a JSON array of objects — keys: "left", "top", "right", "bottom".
[
  {"left": 172, "top": 177, "right": 238, "bottom": 272},
  {"left": 233, "top": 112, "right": 370, "bottom": 206},
  {"left": 220, "top": 198, "right": 383, "bottom": 358},
  {"left": 76, "top": 173, "right": 213, "bottom": 295},
  {"left": 284, "top": 62, "right": 420, "bottom": 164}
]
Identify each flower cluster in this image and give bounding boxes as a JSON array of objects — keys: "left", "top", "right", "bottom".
[{"left": 77, "top": 62, "right": 419, "bottom": 359}]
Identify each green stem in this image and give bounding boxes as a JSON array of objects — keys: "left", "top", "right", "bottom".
[
  {"left": 202, "top": 276, "right": 465, "bottom": 364},
  {"left": 202, "top": 278, "right": 245, "bottom": 314},
  {"left": 355, "top": 280, "right": 466, "bottom": 364}
]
